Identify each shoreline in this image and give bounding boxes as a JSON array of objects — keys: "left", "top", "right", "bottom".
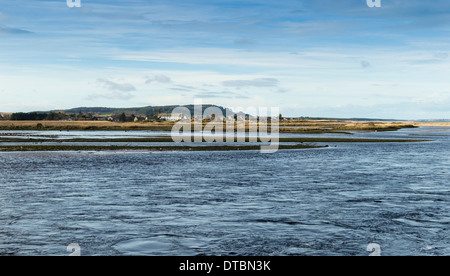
[
  {"left": 0, "top": 121, "right": 436, "bottom": 152},
  {"left": 0, "top": 122, "right": 432, "bottom": 152},
  {"left": 0, "top": 137, "right": 430, "bottom": 143},
  {"left": 0, "top": 137, "right": 429, "bottom": 152},
  {"left": 412, "top": 122, "right": 450, "bottom": 127},
  {"left": 0, "top": 144, "right": 326, "bottom": 152},
  {"left": 0, "top": 120, "right": 439, "bottom": 133}
]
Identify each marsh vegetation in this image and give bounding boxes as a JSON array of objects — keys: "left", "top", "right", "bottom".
[{"left": 0, "top": 120, "right": 420, "bottom": 133}]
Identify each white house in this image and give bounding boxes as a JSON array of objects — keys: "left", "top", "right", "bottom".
[{"left": 159, "top": 113, "right": 185, "bottom": 121}]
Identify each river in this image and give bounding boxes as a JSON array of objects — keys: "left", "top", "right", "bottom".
[{"left": 0, "top": 127, "right": 449, "bottom": 256}]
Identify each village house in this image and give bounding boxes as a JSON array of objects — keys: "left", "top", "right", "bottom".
[
  {"left": 207, "top": 114, "right": 226, "bottom": 121},
  {"left": 107, "top": 116, "right": 119, "bottom": 122},
  {"left": 134, "top": 116, "right": 148, "bottom": 122},
  {"left": 0, "top": 113, "right": 11, "bottom": 120},
  {"left": 159, "top": 113, "right": 187, "bottom": 121}
]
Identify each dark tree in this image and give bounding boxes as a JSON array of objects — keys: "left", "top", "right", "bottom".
[{"left": 119, "top": 113, "right": 127, "bottom": 122}]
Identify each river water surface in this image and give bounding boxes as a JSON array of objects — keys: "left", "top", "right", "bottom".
[{"left": 0, "top": 127, "right": 449, "bottom": 256}]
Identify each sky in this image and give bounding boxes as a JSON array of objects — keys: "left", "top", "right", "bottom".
[{"left": 0, "top": 0, "right": 450, "bottom": 119}]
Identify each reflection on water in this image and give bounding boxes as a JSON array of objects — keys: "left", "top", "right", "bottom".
[{"left": 0, "top": 127, "right": 449, "bottom": 256}]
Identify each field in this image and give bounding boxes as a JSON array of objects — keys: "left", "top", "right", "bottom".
[
  {"left": 0, "top": 119, "right": 426, "bottom": 133},
  {"left": 413, "top": 122, "right": 450, "bottom": 127},
  {"left": 0, "top": 120, "right": 174, "bottom": 131}
]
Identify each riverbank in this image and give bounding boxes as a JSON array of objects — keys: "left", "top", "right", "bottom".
[
  {"left": 413, "top": 122, "right": 450, "bottom": 127},
  {"left": 0, "top": 135, "right": 429, "bottom": 152},
  {"left": 0, "top": 144, "right": 325, "bottom": 152},
  {"left": 0, "top": 137, "right": 430, "bottom": 143},
  {"left": 0, "top": 120, "right": 423, "bottom": 133}
]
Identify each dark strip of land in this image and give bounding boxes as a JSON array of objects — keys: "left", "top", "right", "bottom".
[
  {"left": 0, "top": 137, "right": 430, "bottom": 143},
  {"left": 0, "top": 144, "right": 325, "bottom": 152}
]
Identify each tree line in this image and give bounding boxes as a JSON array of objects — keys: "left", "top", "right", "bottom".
[
  {"left": 10, "top": 112, "right": 53, "bottom": 121},
  {"left": 8, "top": 111, "right": 150, "bottom": 122},
  {"left": 10, "top": 112, "right": 80, "bottom": 121}
]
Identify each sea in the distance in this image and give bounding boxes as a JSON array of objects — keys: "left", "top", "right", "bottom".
[{"left": 0, "top": 127, "right": 449, "bottom": 256}]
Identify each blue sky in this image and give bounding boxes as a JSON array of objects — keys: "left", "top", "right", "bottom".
[{"left": 1, "top": 0, "right": 450, "bottom": 119}]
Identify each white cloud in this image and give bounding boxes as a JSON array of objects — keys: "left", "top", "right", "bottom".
[
  {"left": 411, "top": 93, "right": 450, "bottom": 104},
  {"left": 97, "top": 78, "right": 136, "bottom": 92},
  {"left": 222, "top": 78, "right": 279, "bottom": 88},
  {"left": 433, "top": 52, "right": 448, "bottom": 60},
  {"left": 360, "top": 60, "right": 371, "bottom": 69},
  {"left": 145, "top": 75, "right": 172, "bottom": 84},
  {"left": 87, "top": 91, "right": 135, "bottom": 100},
  {"left": 0, "top": 24, "right": 32, "bottom": 35},
  {"left": 194, "top": 91, "right": 250, "bottom": 99}
]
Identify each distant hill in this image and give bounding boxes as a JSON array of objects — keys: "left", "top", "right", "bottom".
[{"left": 54, "top": 104, "right": 238, "bottom": 116}]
